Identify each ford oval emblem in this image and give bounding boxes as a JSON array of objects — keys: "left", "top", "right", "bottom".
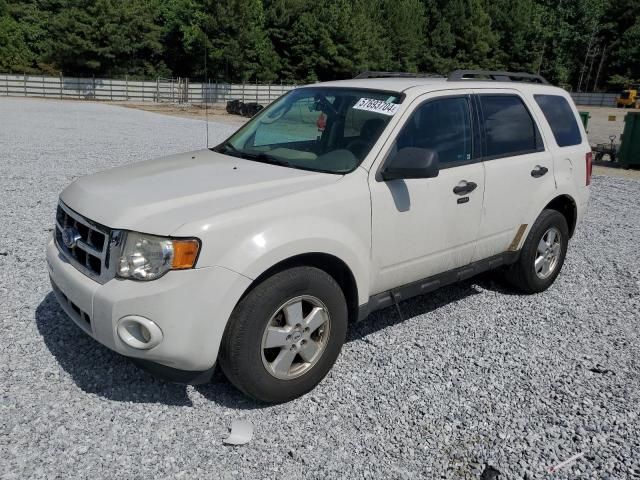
[{"left": 61, "top": 227, "right": 82, "bottom": 249}]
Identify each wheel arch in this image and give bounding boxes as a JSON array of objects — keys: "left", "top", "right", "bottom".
[
  {"left": 544, "top": 194, "right": 578, "bottom": 237},
  {"left": 240, "top": 252, "right": 361, "bottom": 323}
]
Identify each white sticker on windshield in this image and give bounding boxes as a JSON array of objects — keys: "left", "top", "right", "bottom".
[{"left": 353, "top": 98, "right": 400, "bottom": 116}]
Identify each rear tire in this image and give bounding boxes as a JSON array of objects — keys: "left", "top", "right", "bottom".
[
  {"left": 218, "top": 266, "right": 348, "bottom": 403},
  {"left": 504, "top": 209, "right": 569, "bottom": 294}
]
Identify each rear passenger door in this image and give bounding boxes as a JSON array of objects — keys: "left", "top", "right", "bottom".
[{"left": 472, "top": 90, "right": 556, "bottom": 260}]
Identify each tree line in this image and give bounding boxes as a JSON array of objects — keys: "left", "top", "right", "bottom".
[{"left": 1, "top": 0, "right": 638, "bottom": 90}]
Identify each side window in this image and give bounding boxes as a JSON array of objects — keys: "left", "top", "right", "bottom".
[
  {"left": 393, "top": 97, "right": 473, "bottom": 166},
  {"left": 479, "top": 95, "right": 542, "bottom": 158},
  {"left": 534, "top": 94, "right": 583, "bottom": 147}
]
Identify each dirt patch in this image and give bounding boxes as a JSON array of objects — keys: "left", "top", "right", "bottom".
[
  {"left": 110, "top": 102, "right": 249, "bottom": 126},
  {"left": 579, "top": 106, "right": 629, "bottom": 145}
]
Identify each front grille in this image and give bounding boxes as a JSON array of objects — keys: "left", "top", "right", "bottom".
[{"left": 55, "top": 201, "right": 112, "bottom": 283}]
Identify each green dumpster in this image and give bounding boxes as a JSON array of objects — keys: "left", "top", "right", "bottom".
[
  {"left": 618, "top": 112, "right": 640, "bottom": 168},
  {"left": 579, "top": 111, "right": 590, "bottom": 131}
]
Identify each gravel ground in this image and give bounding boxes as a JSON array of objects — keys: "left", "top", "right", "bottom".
[{"left": 1, "top": 97, "right": 639, "bottom": 479}]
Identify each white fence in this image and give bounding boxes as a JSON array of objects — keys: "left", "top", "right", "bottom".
[
  {"left": 0, "top": 73, "right": 297, "bottom": 105},
  {"left": 1, "top": 73, "right": 621, "bottom": 107},
  {"left": 570, "top": 92, "right": 618, "bottom": 107}
]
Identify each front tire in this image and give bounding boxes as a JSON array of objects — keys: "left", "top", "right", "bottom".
[
  {"left": 218, "top": 266, "right": 348, "bottom": 403},
  {"left": 505, "top": 209, "right": 569, "bottom": 294}
]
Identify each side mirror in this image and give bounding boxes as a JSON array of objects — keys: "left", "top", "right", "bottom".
[{"left": 381, "top": 147, "right": 440, "bottom": 181}]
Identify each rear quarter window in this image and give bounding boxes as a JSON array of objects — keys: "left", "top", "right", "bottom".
[{"left": 534, "top": 94, "right": 583, "bottom": 147}]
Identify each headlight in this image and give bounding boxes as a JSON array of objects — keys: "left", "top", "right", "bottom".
[{"left": 117, "top": 232, "right": 200, "bottom": 281}]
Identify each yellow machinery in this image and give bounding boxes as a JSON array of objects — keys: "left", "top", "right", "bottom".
[{"left": 617, "top": 84, "right": 640, "bottom": 108}]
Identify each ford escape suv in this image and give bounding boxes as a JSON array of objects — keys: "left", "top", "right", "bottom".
[{"left": 47, "top": 70, "right": 591, "bottom": 403}]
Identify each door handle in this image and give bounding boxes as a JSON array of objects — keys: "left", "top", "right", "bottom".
[
  {"left": 453, "top": 181, "right": 478, "bottom": 195},
  {"left": 531, "top": 165, "right": 549, "bottom": 178}
]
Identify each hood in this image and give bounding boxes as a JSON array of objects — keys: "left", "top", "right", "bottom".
[{"left": 61, "top": 149, "right": 340, "bottom": 235}]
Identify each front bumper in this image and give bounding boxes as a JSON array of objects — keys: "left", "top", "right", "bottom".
[{"left": 46, "top": 237, "right": 252, "bottom": 371}]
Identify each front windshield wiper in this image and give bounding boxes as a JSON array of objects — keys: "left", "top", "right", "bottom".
[
  {"left": 215, "top": 142, "right": 293, "bottom": 168},
  {"left": 240, "top": 151, "right": 292, "bottom": 168}
]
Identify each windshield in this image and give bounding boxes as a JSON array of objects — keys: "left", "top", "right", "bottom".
[{"left": 214, "top": 87, "right": 403, "bottom": 174}]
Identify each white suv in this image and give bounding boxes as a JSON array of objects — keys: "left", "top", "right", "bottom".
[{"left": 47, "top": 70, "right": 591, "bottom": 403}]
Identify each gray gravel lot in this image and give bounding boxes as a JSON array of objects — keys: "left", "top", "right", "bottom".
[{"left": 1, "top": 97, "right": 639, "bottom": 479}]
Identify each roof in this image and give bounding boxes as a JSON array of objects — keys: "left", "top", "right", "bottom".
[
  {"left": 300, "top": 76, "right": 566, "bottom": 97},
  {"left": 304, "top": 77, "right": 449, "bottom": 93}
]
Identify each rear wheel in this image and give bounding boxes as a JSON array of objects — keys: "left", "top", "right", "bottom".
[
  {"left": 505, "top": 209, "right": 569, "bottom": 293},
  {"left": 219, "top": 266, "right": 348, "bottom": 403}
]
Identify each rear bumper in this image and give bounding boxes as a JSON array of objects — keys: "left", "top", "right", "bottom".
[
  {"left": 46, "top": 237, "right": 252, "bottom": 371},
  {"left": 575, "top": 186, "right": 590, "bottom": 231}
]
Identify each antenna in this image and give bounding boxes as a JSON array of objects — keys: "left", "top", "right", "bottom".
[{"left": 204, "top": 32, "right": 209, "bottom": 148}]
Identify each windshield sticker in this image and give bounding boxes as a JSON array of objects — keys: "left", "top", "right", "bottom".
[{"left": 353, "top": 98, "right": 400, "bottom": 116}]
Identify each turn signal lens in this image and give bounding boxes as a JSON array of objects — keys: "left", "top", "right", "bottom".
[
  {"left": 586, "top": 151, "right": 593, "bottom": 186},
  {"left": 172, "top": 239, "right": 200, "bottom": 269}
]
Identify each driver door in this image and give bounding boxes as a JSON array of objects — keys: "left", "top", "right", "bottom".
[{"left": 369, "top": 91, "right": 485, "bottom": 294}]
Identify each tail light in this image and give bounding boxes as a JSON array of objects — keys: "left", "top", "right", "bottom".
[{"left": 586, "top": 151, "right": 593, "bottom": 186}]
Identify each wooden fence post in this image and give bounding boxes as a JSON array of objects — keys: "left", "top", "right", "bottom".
[
  {"left": 23, "top": 72, "right": 27, "bottom": 97},
  {"left": 125, "top": 74, "right": 129, "bottom": 101},
  {"left": 59, "top": 72, "right": 63, "bottom": 99}
]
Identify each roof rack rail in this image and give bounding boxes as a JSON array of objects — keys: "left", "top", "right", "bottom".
[
  {"left": 354, "top": 71, "right": 444, "bottom": 79},
  {"left": 448, "top": 70, "right": 549, "bottom": 84}
]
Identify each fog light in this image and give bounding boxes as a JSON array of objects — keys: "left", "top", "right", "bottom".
[{"left": 117, "top": 316, "right": 163, "bottom": 350}]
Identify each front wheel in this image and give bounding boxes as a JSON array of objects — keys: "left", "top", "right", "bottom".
[
  {"left": 218, "top": 266, "right": 348, "bottom": 403},
  {"left": 504, "top": 209, "right": 569, "bottom": 293}
]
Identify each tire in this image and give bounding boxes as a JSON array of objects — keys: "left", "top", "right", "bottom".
[
  {"left": 504, "top": 209, "right": 569, "bottom": 294},
  {"left": 218, "top": 266, "right": 348, "bottom": 403}
]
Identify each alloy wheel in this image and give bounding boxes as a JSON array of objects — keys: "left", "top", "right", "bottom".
[
  {"left": 534, "top": 227, "right": 562, "bottom": 279},
  {"left": 260, "top": 295, "right": 331, "bottom": 380}
]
